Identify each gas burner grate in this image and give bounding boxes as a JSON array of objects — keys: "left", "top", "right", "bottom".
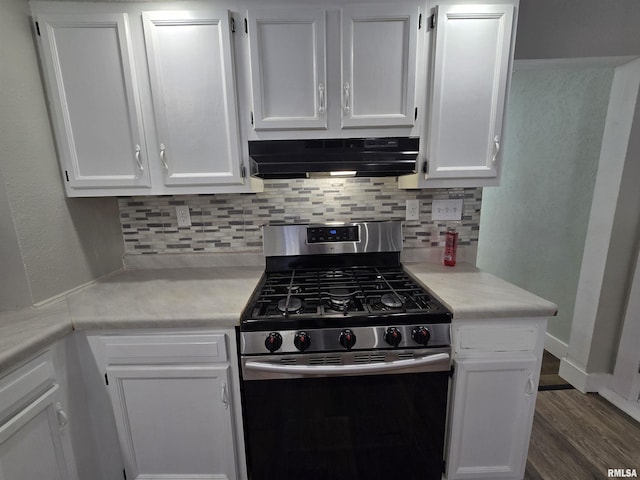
[{"left": 247, "top": 266, "right": 439, "bottom": 321}]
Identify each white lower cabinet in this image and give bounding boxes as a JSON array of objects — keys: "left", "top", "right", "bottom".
[
  {"left": 446, "top": 355, "right": 538, "bottom": 479},
  {"left": 445, "top": 319, "right": 546, "bottom": 480},
  {"left": 90, "top": 331, "right": 242, "bottom": 480},
  {"left": 0, "top": 353, "right": 79, "bottom": 480}
]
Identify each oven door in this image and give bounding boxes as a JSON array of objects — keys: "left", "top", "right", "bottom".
[{"left": 240, "top": 348, "right": 450, "bottom": 480}]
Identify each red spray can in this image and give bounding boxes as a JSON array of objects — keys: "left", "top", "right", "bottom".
[{"left": 444, "top": 227, "right": 458, "bottom": 267}]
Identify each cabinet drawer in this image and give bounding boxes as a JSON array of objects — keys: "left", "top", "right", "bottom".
[
  {"left": 454, "top": 325, "right": 539, "bottom": 355},
  {"left": 98, "top": 334, "right": 227, "bottom": 365},
  {"left": 0, "top": 352, "right": 56, "bottom": 420}
]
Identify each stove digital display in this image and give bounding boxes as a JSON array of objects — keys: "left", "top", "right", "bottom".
[{"left": 307, "top": 225, "right": 359, "bottom": 243}]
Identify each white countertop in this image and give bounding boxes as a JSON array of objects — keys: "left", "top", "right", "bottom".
[
  {"left": 0, "top": 262, "right": 557, "bottom": 373},
  {"left": 0, "top": 300, "right": 72, "bottom": 372},
  {"left": 403, "top": 262, "right": 558, "bottom": 319},
  {"left": 67, "top": 266, "right": 265, "bottom": 329}
]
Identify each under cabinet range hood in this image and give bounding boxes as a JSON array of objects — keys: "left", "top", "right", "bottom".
[{"left": 248, "top": 137, "right": 419, "bottom": 179}]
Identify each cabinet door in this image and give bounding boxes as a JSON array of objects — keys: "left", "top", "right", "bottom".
[
  {"left": 0, "top": 385, "right": 78, "bottom": 480},
  {"left": 36, "top": 13, "right": 150, "bottom": 191},
  {"left": 142, "top": 10, "right": 244, "bottom": 186},
  {"left": 426, "top": 4, "right": 514, "bottom": 179},
  {"left": 247, "top": 8, "right": 327, "bottom": 130},
  {"left": 106, "top": 365, "right": 237, "bottom": 480},
  {"left": 446, "top": 355, "right": 538, "bottom": 479},
  {"left": 341, "top": 5, "right": 418, "bottom": 128}
]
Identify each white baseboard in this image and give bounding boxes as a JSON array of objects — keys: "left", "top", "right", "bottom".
[
  {"left": 544, "top": 332, "right": 568, "bottom": 359},
  {"left": 599, "top": 387, "right": 640, "bottom": 423},
  {"left": 559, "top": 357, "right": 612, "bottom": 393}
]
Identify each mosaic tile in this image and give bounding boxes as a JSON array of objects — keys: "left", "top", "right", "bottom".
[{"left": 117, "top": 179, "right": 482, "bottom": 254}]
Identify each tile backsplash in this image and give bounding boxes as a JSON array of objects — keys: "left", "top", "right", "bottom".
[{"left": 118, "top": 178, "right": 482, "bottom": 254}]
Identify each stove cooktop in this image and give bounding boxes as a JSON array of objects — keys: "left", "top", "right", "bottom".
[{"left": 240, "top": 266, "right": 451, "bottom": 332}]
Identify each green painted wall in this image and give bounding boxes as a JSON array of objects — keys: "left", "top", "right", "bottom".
[{"left": 477, "top": 66, "right": 614, "bottom": 344}]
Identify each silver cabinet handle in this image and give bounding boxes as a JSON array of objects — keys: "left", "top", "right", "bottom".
[
  {"left": 159, "top": 143, "right": 169, "bottom": 172},
  {"left": 525, "top": 374, "right": 536, "bottom": 396},
  {"left": 55, "top": 402, "right": 69, "bottom": 431},
  {"left": 491, "top": 135, "right": 500, "bottom": 164},
  {"left": 245, "top": 352, "right": 450, "bottom": 376},
  {"left": 134, "top": 145, "right": 144, "bottom": 175},
  {"left": 220, "top": 382, "right": 229, "bottom": 409},
  {"left": 318, "top": 82, "right": 325, "bottom": 114},
  {"left": 343, "top": 82, "right": 350, "bottom": 114}
]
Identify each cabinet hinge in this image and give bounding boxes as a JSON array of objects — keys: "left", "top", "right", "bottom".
[
  {"left": 64, "top": 170, "right": 69, "bottom": 182},
  {"left": 250, "top": 111, "right": 254, "bottom": 125},
  {"left": 241, "top": 165, "right": 247, "bottom": 178},
  {"left": 244, "top": 18, "right": 248, "bottom": 34},
  {"left": 442, "top": 459, "right": 447, "bottom": 474},
  {"left": 231, "top": 17, "right": 235, "bottom": 33},
  {"left": 418, "top": 13, "right": 422, "bottom": 30},
  {"left": 449, "top": 365, "right": 455, "bottom": 378},
  {"left": 123, "top": 469, "right": 127, "bottom": 480},
  {"left": 35, "top": 21, "right": 41, "bottom": 36},
  {"left": 414, "top": 107, "right": 418, "bottom": 121},
  {"left": 104, "top": 373, "right": 109, "bottom": 386},
  {"left": 422, "top": 159, "right": 428, "bottom": 175},
  {"left": 429, "top": 13, "right": 436, "bottom": 30}
]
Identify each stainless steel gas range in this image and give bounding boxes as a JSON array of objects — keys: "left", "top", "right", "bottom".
[{"left": 238, "top": 221, "right": 452, "bottom": 480}]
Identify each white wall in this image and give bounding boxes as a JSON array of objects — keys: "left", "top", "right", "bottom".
[
  {"left": 516, "top": 0, "right": 640, "bottom": 59},
  {"left": 477, "top": 65, "right": 613, "bottom": 345},
  {"left": 0, "top": 0, "right": 124, "bottom": 306},
  {"left": 0, "top": 170, "right": 32, "bottom": 310}
]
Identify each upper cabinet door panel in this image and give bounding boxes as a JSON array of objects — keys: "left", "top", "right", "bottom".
[
  {"left": 247, "top": 8, "right": 327, "bottom": 130},
  {"left": 36, "top": 13, "right": 150, "bottom": 189},
  {"left": 427, "top": 4, "right": 514, "bottom": 179},
  {"left": 142, "top": 10, "right": 243, "bottom": 186},
  {"left": 341, "top": 5, "right": 418, "bottom": 128}
]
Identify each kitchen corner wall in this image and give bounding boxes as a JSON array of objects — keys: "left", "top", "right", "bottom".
[
  {"left": 0, "top": 0, "right": 124, "bottom": 308},
  {"left": 118, "top": 179, "right": 482, "bottom": 254}
]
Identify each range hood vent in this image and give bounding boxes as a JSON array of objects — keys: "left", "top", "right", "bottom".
[{"left": 248, "top": 137, "right": 419, "bottom": 179}]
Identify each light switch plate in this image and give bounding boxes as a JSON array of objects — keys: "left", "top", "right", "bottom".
[
  {"left": 406, "top": 200, "right": 419, "bottom": 221},
  {"left": 431, "top": 199, "right": 463, "bottom": 221}
]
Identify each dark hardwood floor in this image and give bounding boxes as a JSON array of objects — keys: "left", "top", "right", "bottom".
[
  {"left": 525, "top": 354, "right": 640, "bottom": 479},
  {"left": 538, "top": 350, "right": 571, "bottom": 390}
]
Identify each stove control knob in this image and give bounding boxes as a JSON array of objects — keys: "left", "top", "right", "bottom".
[
  {"left": 294, "top": 331, "right": 311, "bottom": 352},
  {"left": 339, "top": 329, "right": 357, "bottom": 350},
  {"left": 264, "top": 332, "right": 283, "bottom": 353},
  {"left": 384, "top": 327, "right": 402, "bottom": 347},
  {"left": 411, "top": 326, "right": 431, "bottom": 346}
]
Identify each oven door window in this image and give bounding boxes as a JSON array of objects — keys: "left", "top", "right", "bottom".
[{"left": 242, "top": 371, "right": 449, "bottom": 480}]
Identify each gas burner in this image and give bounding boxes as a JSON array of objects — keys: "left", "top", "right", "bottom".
[
  {"left": 277, "top": 297, "right": 303, "bottom": 313},
  {"left": 381, "top": 293, "right": 403, "bottom": 309},
  {"left": 327, "top": 288, "right": 354, "bottom": 311}
]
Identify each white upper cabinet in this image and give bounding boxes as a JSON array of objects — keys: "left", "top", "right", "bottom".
[
  {"left": 247, "top": 8, "right": 327, "bottom": 130},
  {"left": 35, "top": 13, "right": 151, "bottom": 191},
  {"left": 33, "top": 2, "right": 260, "bottom": 196},
  {"left": 142, "top": 10, "right": 244, "bottom": 186},
  {"left": 245, "top": 4, "right": 421, "bottom": 137},
  {"left": 425, "top": 3, "right": 514, "bottom": 180},
  {"left": 341, "top": 5, "right": 418, "bottom": 128}
]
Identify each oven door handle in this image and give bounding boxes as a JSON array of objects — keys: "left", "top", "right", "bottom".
[{"left": 244, "top": 352, "right": 450, "bottom": 376}]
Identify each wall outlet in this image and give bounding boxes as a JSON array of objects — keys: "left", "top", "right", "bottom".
[
  {"left": 406, "top": 200, "right": 420, "bottom": 221},
  {"left": 431, "top": 199, "right": 463, "bottom": 221},
  {"left": 176, "top": 206, "right": 191, "bottom": 228}
]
